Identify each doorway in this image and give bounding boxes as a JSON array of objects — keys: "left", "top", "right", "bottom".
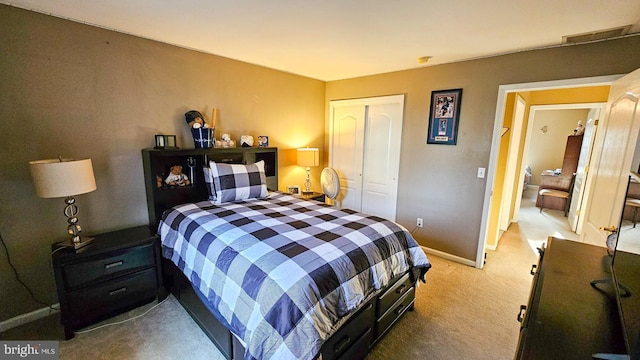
[
  {"left": 514, "top": 105, "right": 603, "bottom": 252},
  {"left": 520, "top": 104, "right": 605, "bottom": 233},
  {"left": 477, "top": 75, "right": 621, "bottom": 268}
]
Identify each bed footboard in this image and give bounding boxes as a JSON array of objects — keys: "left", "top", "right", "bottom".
[{"left": 162, "top": 258, "right": 417, "bottom": 360}]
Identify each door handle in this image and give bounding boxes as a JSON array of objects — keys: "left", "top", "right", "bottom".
[
  {"left": 599, "top": 225, "right": 618, "bottom": 233},
  {"left": 517, "top": 305, "right": 526, "bottom": 323}
]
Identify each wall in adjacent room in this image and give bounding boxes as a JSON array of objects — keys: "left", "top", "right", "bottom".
[
  {"left": 528, "top": 109, "right": 590, "bottom": 185},
  {"left": 0, "top": 4, "right": 325, "bottom": 322},
  {"left": 325, "top": 35, "right": 640, "bottom": 262}
]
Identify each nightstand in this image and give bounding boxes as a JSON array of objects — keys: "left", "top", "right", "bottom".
[
  {"left": 52, "top": 225, "right": 164, "bottom": 339},
  {"left": 297, "top": 191, "right": 326, "bottom": 203}
]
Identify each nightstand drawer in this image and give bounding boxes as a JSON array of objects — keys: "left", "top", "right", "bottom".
[
  {"left": 63, "top": 243, "right": 156, "bottom": 288},
  {"left": 66, "top": 268, "right": 158, "bottom": 319},
  {"left": 376, "top": 272, "right": 412, "bottom": 317}
]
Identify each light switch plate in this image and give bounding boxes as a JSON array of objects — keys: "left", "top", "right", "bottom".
[{"left": 477, "top": 167, "right": 486, "bottom": 178}]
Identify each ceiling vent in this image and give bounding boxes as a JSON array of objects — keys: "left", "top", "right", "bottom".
[{"left": 562, "top": 25, "right": 631, "bottom": 44}]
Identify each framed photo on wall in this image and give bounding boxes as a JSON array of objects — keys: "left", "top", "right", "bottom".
[{"left": 427, "top": 88, "right": 462, "bottom": 145}]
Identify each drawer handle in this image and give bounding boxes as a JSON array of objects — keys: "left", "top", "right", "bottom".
[
  {"left": 395, "top": 284, "right": 406, "bottom": 294},
  {"left": 530, "top": 264, "right": 537, "bottom": 275},
  {"left": 109, "top": 287, "right": 127, "bottom": 296},
  {"left": 517, "top": 305, "right": 526, "bottom": 323},
  {"left": 394, "top": 304, "right": 405, "bottom": 316},
  {"left": 105, "top": 260, "right": 124, "bottom": 269},
  {"left": 334, "top": 335, "right": 351, "bottom": 354}
]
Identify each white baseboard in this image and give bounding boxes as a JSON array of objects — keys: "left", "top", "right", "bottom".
[
  {"left": 421, "top": 245, "right": 476, "bottom": 267},
  {"left": 0, "top": 304, "right": 60, "bottom": 333}
]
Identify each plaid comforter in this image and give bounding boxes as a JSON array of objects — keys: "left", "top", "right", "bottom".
[{"left": 159, "top": 192, "right": 431, "bottom": 360}]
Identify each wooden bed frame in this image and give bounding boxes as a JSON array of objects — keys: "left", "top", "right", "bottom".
[{"left": 142, "top": 147, "right": 418, "bottom": 360}]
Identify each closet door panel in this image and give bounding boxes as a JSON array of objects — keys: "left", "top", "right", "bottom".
[
  {"left": 361, "top": 102, "right": 403, "bottom": 221},
  {"left": 331, "top": 104, "right": 365, "bottom": 211},
  {"left": 330, "top": 95, "right": 404, "bottom": 219}
]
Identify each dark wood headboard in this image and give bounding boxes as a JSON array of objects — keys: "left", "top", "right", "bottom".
[{"left": 141, "top": 147, "right": 278, "bottom": 231}]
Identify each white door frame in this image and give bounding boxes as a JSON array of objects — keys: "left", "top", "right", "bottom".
[
  {"left": 477, "top": 75, "right": 622, "bottom": 269},
  {"left": 500, "top": 95, "right": 526, "bottom": 232}
]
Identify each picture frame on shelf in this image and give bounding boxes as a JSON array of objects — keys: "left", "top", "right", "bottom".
[
  {"left": 154, "top": 134, "right": 178, "bottom": 149},
  {"left": 427, "top": 88, "right": 462, "bottom": 145},
  {"left": 287, "top": 185, "right": 300, "bottom": 195}
]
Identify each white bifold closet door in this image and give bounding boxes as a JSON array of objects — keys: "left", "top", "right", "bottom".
[{"left": 329, "top": 95, "right": 404, "bottom": 221}]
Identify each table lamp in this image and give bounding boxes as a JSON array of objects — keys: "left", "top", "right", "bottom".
[
  {"left": 29, "top": 157, "right": 97, "bottom": 249},
  {"left": 297, "top": 147, "right": 319, "bottom": 195}
]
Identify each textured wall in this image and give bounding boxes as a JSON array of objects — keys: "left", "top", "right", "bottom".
[
  {"left": 0, "top": 4, "right": 325, "bottom": 322},
  {"left": 528, "top": 109, "right": 590, "bottom": 185},
  {"left": 326, "top": 35, "right": 640, "bottom": 261}
]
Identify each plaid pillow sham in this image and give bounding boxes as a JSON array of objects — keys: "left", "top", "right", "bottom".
[
  {"left": 203, "top": 166, "right": 216, "bottom": 201},
  {"left": 209, "top": 160, "right": 268, "bottom": 203}
]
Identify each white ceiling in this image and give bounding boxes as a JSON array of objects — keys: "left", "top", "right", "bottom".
[{"left": 3, "top": 0, "right": 640, "bottom": 81}]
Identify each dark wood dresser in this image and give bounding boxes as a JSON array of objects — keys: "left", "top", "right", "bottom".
[
  {"left": 516, "top": 237, "right": 625, "bottom": 359},
  {"left": 52, "top": 226, "right": 164, "bottom": 339}
]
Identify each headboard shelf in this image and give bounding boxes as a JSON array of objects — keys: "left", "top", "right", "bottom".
[{"left": 142, "top": 147, "right": 278, "bottom": 230}]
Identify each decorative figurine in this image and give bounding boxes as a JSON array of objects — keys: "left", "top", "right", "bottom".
[
  {"left": 240, "top": 135, "right": 254, "bottom": 147},
  {"left": 185, "top": 110, "right": 214, "bottom": 148},
  {"left": 185, "top": 110, "right": 210, "bottom": 129},
  {"left": 573, "top": 120, "right": 585, "bottom": 136},
  {"left": 220, "top": 133, "right": 235, "bottom": 147},
  {"left": 165, "top": 165, "right": 190, "bottom": 186}
]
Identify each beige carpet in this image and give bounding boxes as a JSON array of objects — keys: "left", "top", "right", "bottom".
[{"left": 2, "top": 188, "right": 570, "bottom": 359}]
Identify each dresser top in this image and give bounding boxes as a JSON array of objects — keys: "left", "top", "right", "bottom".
[{"left": 522, "top": 238, "right": 626, "bottom": 358}]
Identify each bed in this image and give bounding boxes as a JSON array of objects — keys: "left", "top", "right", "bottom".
[{"left": 142, "top": 147, "right": 431, "bottom": 360}]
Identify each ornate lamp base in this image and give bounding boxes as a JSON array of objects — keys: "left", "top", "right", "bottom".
[
  {"left": 303, "top": 166, "right": 314, "bottom": 194},
  {"left": 59, "top": 236, "right": 95, "bottom": 250}
]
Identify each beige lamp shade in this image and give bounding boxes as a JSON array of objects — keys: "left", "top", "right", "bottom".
[
  {"left": 29, "top": 158, "right": 97, "bottom": 198},
  {"left": 297, "top": 148, "right": 319, "bottom": 167}
]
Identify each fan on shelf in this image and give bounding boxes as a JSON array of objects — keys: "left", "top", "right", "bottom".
[{"left": 321, "top": 167, "right": 340, "bottom": 202}]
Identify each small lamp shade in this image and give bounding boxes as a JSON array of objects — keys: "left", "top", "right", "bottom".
[
  {"left": 297, "top": 148, "right": 319, "bottom": 167},
  {"left": 29, "top": 158, "right": 97, "bottom": 250},
  {"left": 29, "top": 158, "right": 97, "bottom": 198}
]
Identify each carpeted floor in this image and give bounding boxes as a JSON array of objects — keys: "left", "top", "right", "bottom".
[{"left": 2, "top": 187, "right": 576, "bottom": 359}]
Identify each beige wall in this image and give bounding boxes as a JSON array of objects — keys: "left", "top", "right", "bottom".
[
  {"left": 326, "top": 35, "right": 640, "bottom": 261},
  {"left": 0, "top": 5, "right": 325, "bottom": 321},
  {"left": 528, "top": 109, "right": 590, "bottom": 185}
]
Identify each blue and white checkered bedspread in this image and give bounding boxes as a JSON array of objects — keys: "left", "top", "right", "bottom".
[{"left": 159, "top": 192, "right": 431, "bottom": 360}]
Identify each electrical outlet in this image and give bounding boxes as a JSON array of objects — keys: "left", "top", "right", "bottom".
[{"left": 417, "top": 218, "right": 423, "bottom": 228}]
